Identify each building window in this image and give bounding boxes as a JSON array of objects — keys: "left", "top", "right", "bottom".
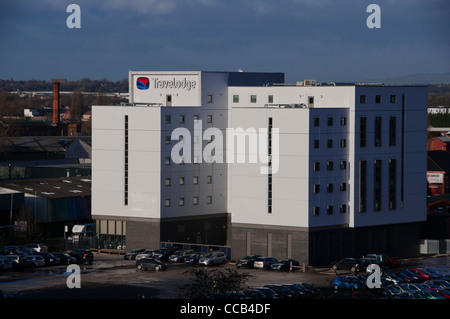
[
  {"left": 268, "top": 95, "right": 273, "bottom": 103},
  {"left": 165, "top": 178, "right": 171, "bottom": 186},
  {"left": 193, "top": 176, "right": 198, "bottom": 185},
  {"left": 340, "top": 160, "right": 347, "bottom": 170},
  {"left": 313, "top": 161, "right": 320, "bottom": 171},
  {"left": 268, "top": 117, "right": 273, "bottom": 214},
  {"left": 340, "top": 204, "right": 347, "bottom": 213},
  {"left": 327, "top": 161, "right": 333, "bottom": 171},
  {"left": 313, "top": 184, "right": 320, "bottom": 194},
  {"left": 313, "top": 206, "right": 320, "bottom": 216},
  {"left": 165, "top": 115, "right": 171, "bottom": 124},
  {"left": 326, "top": 205, "right": 333, "bottom": 215},
  {"left": 360, "top": 116, "right": 367, "bottom": 148},
  {"left": 165, "top": 136, "right": 171, "bottom": 144},
  {"left": 165, "top": 199, "right": 171, "bottom": 207},
  {"left": 207, "top": 94, "right": 213, "bottom": 103},
  {"left": 340, "top": 182, "right": 347, "bottom": 191},
  {"left": 327, "top": 139, "right": 333, "bottom": 148},
  {"left": 340, "top": 139, "right": 346, "bottom": 148},
  {"left": 359, "top": 160, "right": 367, "bottom": 212},
  {"left": 193, "top": 197, "right": 198, "bottom": 205},
  {"left": 389, "top": 159, "right": 397, "bottom": 210},
  {"left": 390, "top": 95, "right": 397, "bottom": 104},
  {"left": 340, "top": 116, "right": 347, "bottom": 126},
  {"left": 314, "top": 117, "right": 320, "bottom": 127},
  {"left": 179, "top": 198, "right": 185, "bottom": 206},
  {"left": 233, "top": 95, "right": 239, "bottom": 103},
  {"left": 251, "top": 95, "right": 257, "bottom": 103},
  {"left": 327, "top": 183, "right": 334, "bottom": 193},
  {"left": 308, "top": 96, "right": 314, "bottom": 107},
  {"left": 179, "top": 115, "right": 185, "bottom": 124},
  {"left": 179, "top": 177, "right": 185, "bottom": 185},
  {"left": 360, "top": 95, "right": 367, "bottom": 104},
  {"left": 206, "top": 196, "right": 212, "bottom": 204},
  {"left": 314, "top": 140, "right": 320, "bottom": 149},
  {"left": 165, "top": 157, "right": 170, "bottom": 165},
  {"left": 207, "top": 115, "right": 213, "bottom": 123},
  {"left": 375, "top": 95, "right": 382, "bottom": 104},
  {"left": 124, "top": 115, "right": 129, "bottom": 206},
  {"left": 375, "top": 117, "right": 382, "bottom": 147},
  {"left": 374, "top": 160, "right": 382, "bottom": 211},
  {"left": 207, "top": 176, "right": 212, "bottom": 184},
  {"left": 327, "top": 117, "right": 333, "bottom": 126},
  {"left": 389, "top": 116, "right": 396, "bottom": 146}
]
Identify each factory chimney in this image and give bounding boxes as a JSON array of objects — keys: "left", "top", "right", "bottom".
[{"left": 51, "top": 78, "right": 66, "bottom": 125}]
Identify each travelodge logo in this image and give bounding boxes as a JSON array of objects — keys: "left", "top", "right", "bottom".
[{"left": 136, "top": 77, "right": 150, "bottom": 90}]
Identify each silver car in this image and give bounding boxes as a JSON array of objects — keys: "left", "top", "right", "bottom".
[
  {"left": 169, "top": 250, "right": 195, "bottom": 262},
  {"left": 198, "top": 251, "right": 227, "bottom": 266}
]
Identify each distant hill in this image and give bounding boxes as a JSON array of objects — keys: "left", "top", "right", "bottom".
[{"left": 361, "top": 72, "right": 450, "bottom": 85}]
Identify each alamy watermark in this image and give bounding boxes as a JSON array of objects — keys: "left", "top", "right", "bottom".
[
  {"left": 66, "top": 264, "right": 81, "bottom": 289},
  {"left": 366, "top": 4, "right": 381, "bottom": 29},
  {"left": 170, "top": 120, "right": 279, "bottom": 175},
  {"left": 66, "top": 4, "right": 81, "bottom": 29}
]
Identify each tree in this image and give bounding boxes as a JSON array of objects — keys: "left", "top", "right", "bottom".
[
  {"left": 71, "top": 88, "right": 84, "bottom": 122},
  {"left": 183, "top": 268, "right": 252, "bottom": 299}
]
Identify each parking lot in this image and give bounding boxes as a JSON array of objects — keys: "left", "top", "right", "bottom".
[{"left": 0, "top": 250, "right": 449, "bottom": 300}]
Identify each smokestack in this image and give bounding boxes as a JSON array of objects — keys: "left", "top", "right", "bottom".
[{"left": 51, "top": 78, "right": 66, "bottom": 125}]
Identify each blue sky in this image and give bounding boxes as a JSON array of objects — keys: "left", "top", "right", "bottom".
[{"left": 0, "top": 0, "right": 448, "bottom": 83}]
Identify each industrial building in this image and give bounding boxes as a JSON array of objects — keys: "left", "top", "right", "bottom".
[{"left": 92, "top": 71, "right": 428, "bottom": 265}]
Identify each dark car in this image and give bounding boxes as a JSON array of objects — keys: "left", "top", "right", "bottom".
[
  {"left": 264, "top": 285, "right": 295, "bottom": 298},
  {"left": 136, "top": 258, "right": 167, "bottom": 271},
  {"left": 409, "top": 268, "right": 434, "bottom": 281},
  {"left": 53, "top": 252, "right": 77, "bottom": 265},
  {"left": 35, "top": 252, "right": 60, "bottom": 266},
  {"left": 270, "top": 259, "right": 300, "bottom": 271},
  {"left": 331, "top": 258, "right": 367, "bottom": 273},
  {"left": 235, "top": 255, "right": 262, "bottom": 269},
  {"left": 242, "top": 289, "right": 270, "bottom": 299},
  {"left": 184, "top": 253, "right": 204, "bottom": 265},
  {"left": 69, "top": 249, "right": 94, "bottom": 264},
  {"left": 124, "top": 249, "right": 146, "bottom": 260},
  {"left": 255, "top": 287, "right": 280, "bottom": 299},
  {"left": 152, "top": 248, "right": 179, "bottom": 261}
]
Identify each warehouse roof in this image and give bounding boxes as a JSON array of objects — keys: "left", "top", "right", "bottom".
[{"left": 0, "top": 176, "right": 91, "bottom": 199}]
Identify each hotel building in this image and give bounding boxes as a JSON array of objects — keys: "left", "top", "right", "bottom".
[{"left": 92, "top": 71, "right": 427, "bottom": 265}]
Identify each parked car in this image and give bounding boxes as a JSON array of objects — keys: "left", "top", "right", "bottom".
[
  {"left": 270, "top": 259, "right": 300, "bottom": 271},
  {"left": 408, "top": 268, "right": 434, "bottom": 281},
  {"left": 0, "top": 259, "right": 12, "bottom": 271},
  {"left": 363, "top": 253, "right": 401, "bottom": 268},
  {"left": 25, "top": 243, "right": 48, "bottom": 253},
  {"left": 264, "top": 285, "right": 296, "bottom": 298},
  {"left": 382, "top": 271, "right": 404, "bottom": 285},
  {"left": 242, "top": 289, "right": 270, "bottom": 299},
  {"left": 428, "top": 288, "right": 450, "bottom": 299},
  {"left": 25, "top": 255, "right": 45, "bottom": 267},
  {"left": 136, "top": 258, "right": 167, "bottom": 271},
  {"left": 152, "top": 248, "right": 179, "bottom": 261},
  {"left": 198, "top": 251, "right": 226, "bottom": 266},
  {"left": 184, "top": 253, "right": 204, "bottom": 265},
  {"left": 53, "top": 252, "right": 77, "bottom": 265},
  {"left": 332, "top": 276, "right": 362, "bottom": 291},
  {"left": 424, "top": 268, "right": 443, "bottom": 279},
  {"left": 69, "top": 249, "right": 94, "bottom": 264},
  {"left": 254, "top": 287, "right": 280, "bottom": 299},
  {"left": 124, "top": 249, "right": 146, "bottom": 260},
  {"left": 393, "top": 271, "right": 415, "bottom": 283},
  {"left": 331, "top": 258, "right": 367, "bottom": 273},
  {"left": 396, "top": 270, "right": 423, "bottom": 282},
  {"left": 169, "top": 250, "right": 195, "bottom": 262},
  {"left": 253, "top": 257, "right": 278, "bottom": 270},
  {"left": 235, "top": 255, "right": 262, "bottom": 269},
  {"left": 424, "top": 279, "right": 450, "bottom": 289},
  {"left": 35, "top": 252, "right": 60, "bottom": 266},
  {"left": 3, "top": 255, "right": 26, "bottom": 269},
  {"left": 413, "top": 290, "right": 446, "bottom": 299},
  {"left": 136, "top": 250, "right": 158, "bottom": 261}
]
